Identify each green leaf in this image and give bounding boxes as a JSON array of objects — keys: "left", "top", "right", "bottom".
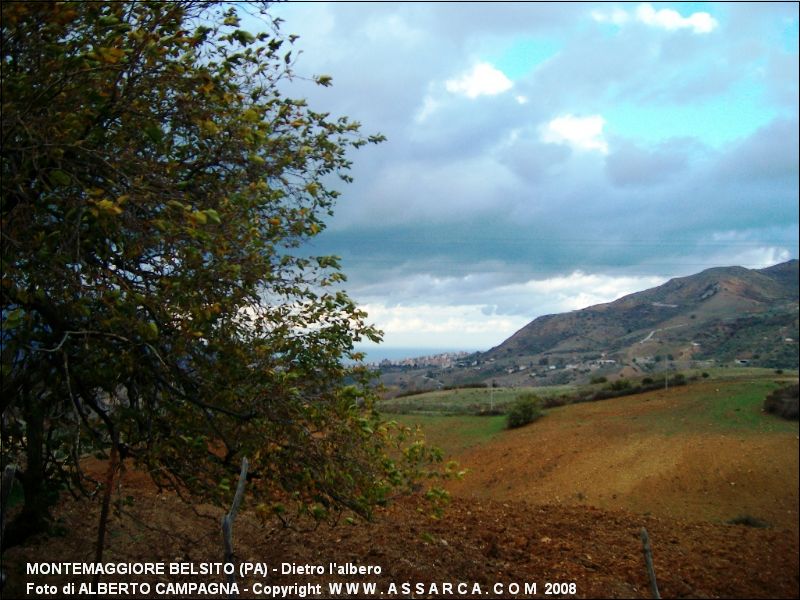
[
  {"left": 203, "top": 209, "right": 221, "bottom": 224},
  {"left": 144, "top": 123, "right": 163, "bottom": 144},
  {"left": 3, "top": 308, "right": 24, "bottom": 329},
  {"left": 232, "top": 30, "right": 255, "bottom": 46},
  {"left": 49, "top": 169, "right": 71, "bottom": 186},
  {"left": 144, "top": 322, "right": 159, "bottom": 340}
]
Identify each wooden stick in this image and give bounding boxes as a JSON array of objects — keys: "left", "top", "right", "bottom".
[
  {"left": 640, "top": 527, "right": 660, "bottom": 599},
  {"left": 222, "top": 457, "right": 249, "bottom": 598},
  {"left": 94, "top": 441, "right": 120, "bottom": 576}
]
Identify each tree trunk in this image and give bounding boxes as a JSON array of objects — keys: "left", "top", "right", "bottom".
[{"left": 2, "top": 392, "right": 51, "bottom": 549}]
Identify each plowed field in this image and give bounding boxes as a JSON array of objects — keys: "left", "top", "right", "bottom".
[
  {"left": 3, "top": 379, "right": 798, "bottom": 598},
  {"left": 446, "top": 381, "right": 799, "bottom": 530}
]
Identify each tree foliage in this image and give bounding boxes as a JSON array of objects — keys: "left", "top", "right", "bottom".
[
  {"left": 506, "top": 393, "right": 542, "bottom": 429},
  {"left": 1, "top": 1, "right": 433, "bottom": 544}
]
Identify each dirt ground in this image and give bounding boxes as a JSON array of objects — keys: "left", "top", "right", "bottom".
[
  {"left": 3, "top": 485, "right": 798, "bottom": 599},
  {"left": 3, "top": 381, "right": 798, "bottom": 598},
  {"left": 447, "top": 384, "right": 799, "bottom": 530}
]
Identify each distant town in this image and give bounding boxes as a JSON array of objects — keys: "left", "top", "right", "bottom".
[{"left": 373, "top": 351, "right": 473, "bottom": 369}]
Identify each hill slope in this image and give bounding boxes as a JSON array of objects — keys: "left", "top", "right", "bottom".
[{"left": 475, "top": 260, "right": 798, "bottom": 385}]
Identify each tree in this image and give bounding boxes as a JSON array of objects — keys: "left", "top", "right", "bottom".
[{"left": 1, "top": 1, "right": 432, "bottom": 546}]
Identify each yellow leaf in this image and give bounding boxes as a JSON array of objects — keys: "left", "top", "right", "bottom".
[
  {"left": 199, "top": 119, "right": 219, "bottom": 136},
  {"left": 243, "top": 108, "right": 260, "bottom": 122},
  {"left": 96, "top": 47, "right": 126, "bottom": 64},
  {"left": 94, "top": 199, "right": 123, "bottom": 216}
]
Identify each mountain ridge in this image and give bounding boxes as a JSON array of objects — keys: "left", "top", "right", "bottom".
[
  {"left": 378, "top": 260, "right": 798, "bottom": 391},
  {"left": 476, "top": 259, "right": 798, "bottom": 383}
]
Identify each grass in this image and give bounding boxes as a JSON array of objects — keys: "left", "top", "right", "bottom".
[
  {"left": 693, "top": 366, "right": 798, "bottom": 381},
  {"left": 609, "top": 378, "right": 799, "bottom": 436},
  {"left": 705, "top": 380, "right": 786, "bottom": 430},
  {"left": 381, "top": 370, "right": 799, "bottom": 455},
  {"left": 386, "top": 413, "right": 507, "bottom": 457},
  {"left": 379, "top": 384, "right": 577, "bottom": 416},
  {"left": 388, "top": 372, "right": 799, "bottom": 455}
]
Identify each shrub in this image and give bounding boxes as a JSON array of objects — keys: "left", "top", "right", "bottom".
[
  {"left": 542, "top": 395, "right": 569, "bottom": 409},
  {"left": 763, "top": 383, "right": 799, "bottom": 420},
  {"left": 670, "top": 373, "right": 687, "bottom": 386},
  {"left": 506, "top": 393, "right": 542, "bottom": 429},
  {"left": 702, "top": 372, "right": 710, "bottom": 378},
  {"left": 642, "top": 377, "right": 654, "bottom": 385},
  {"left": 609, "top": 379, "right": 631, "bottom": 391},
  {"left": 590, "top": 376, "right": 607, "bottom": 384},
  {"left": 727, "top": 515, "right": 769, "bottom": 528}
]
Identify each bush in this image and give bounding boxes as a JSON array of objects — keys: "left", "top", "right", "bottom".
[
  {"left": 506, "top": 393, "right": 542, "bottom": 429},
  {"left": 727, "top": 515, "right": 769, "bottom": 528},
  {"left": 642, "top": 377, "right": 654, "bottom": 385},
  {"left": 609, "top": 379, "right": 631, "bottom": 391},
  {"left": 763, "top": 383, "right": 799, "bottom": 420},
  {"left": 670, "top": 373, "right": 687, "bottom": 386},
  {"left": 542, "top": 395, "right": 569, "bottom": 409},
  {"left": 590, "top": 376, "right": 607, "bottom": 384}
]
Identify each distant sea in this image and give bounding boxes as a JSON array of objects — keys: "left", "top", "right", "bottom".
[{"left": 352, "top": 346, "right": 482, "bottom": 364}]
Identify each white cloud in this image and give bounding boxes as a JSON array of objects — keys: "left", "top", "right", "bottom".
[
  {"left": 705, "top": 244, "right": 792, "bottom": 271},
  {"left": 591, "top": 7, "right": 630, "bottom": 26},
  {"left": 363, "top": 14, "right": 424, "bottom": 44},
  {"left": 445, "top": 62, "right": 513, "bottom": 98},
  {"left": 592, "top": 3, "right": 718, "bottom": 34},
  {"left": 415, "top": 94, "right": 441, "bottom": 122},
  {"left": 361, "top": 303, "right": 527, "bottom": 348},
  {"left": 495, "top": 272, "right": 667, "bottom": 313},
  {"left": 540, "top": 114, "right": 609, "bottom": 154},
  {"left": 356, "top": 271, "right": 669, "bottom": 349},
  {"left": 636, "top": 3, "right": 718, "bottom": 34}
]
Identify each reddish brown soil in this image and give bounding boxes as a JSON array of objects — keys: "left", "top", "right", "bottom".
[
  {"left": 3, "top": 464, "right": 798, "bottom": 599},
  {"left": 4, "top": 383, "right": 798, "bottom": 598},
  {"left": 447, "top": 385, "right": 799, "bottom": 531}
]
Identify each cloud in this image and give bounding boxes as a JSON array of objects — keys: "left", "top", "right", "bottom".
[
  {"left": 636, "top": 4, "right": 718, "bottom": 34},
  {"left": 591, "top": 7, "right": 630, "bottom": 26},
  {"left": 265, "top": 3, "right": 797, "bottom": 353},
  {"left": 540, "top": 114, "right": 609, "bottom": 154},
  {"left": 355, "top": 271, "right": 669, "bottom": 348},
  {"left": 714, "top": 118, "right": 799, "bottom": 182},
  {"left": 445, "top": 62, "right": 513, "bottom": 98},
  {"left": 359, "top": 302, "right": 528, "bottom": 349},
  {"left": 605, "top": 138, "right": 703, "bottom": 187},
  {"left": 592, "top": 3, "right": 719, "bottom": 34}
]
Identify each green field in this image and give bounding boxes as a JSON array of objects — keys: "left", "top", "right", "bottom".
[
  {"left": 621, "top": 378, "right": 800, "bottom": 436},
  {"left": 383, "top": 370, "right": 798, "bottom": 457},
  {"left": 378, "top": 384, "right": 576, "bottom": 415},
  {"left": 387, "top": 413, "right": 507, "bottom": 456}
]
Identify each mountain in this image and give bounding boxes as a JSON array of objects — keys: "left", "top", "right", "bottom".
[
  {"left": 378, "top": 260, "right": 798, "bottom": 392},
  {"left": 473, "top": 260, "right": 799, "bottom": 385}
]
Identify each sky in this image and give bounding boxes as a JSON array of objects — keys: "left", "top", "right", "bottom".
[{"left": 258, "top": 2, "right": 799, "bottom": 355}]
